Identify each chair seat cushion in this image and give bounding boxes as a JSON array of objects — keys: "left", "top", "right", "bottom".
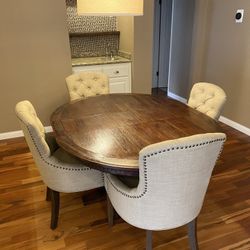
[
  {"left": 117, "top": 175, "right": 139, "bottom": 188},
  {"left": 53, "top": 148, "right": 84, "bottom": 165}
]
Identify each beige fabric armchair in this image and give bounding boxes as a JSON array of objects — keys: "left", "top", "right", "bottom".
[
  {"left": 15, "top": 100, "right": 104, "bottom": 229},
  {"left": 66, "top": 71, "right": 109, "bottom": 101},
  {"left": 105, "top": 133, "right": 226, "bottom": 250},
  {"left": 188, "top": 82, "right": 226, "bottom": 120}
]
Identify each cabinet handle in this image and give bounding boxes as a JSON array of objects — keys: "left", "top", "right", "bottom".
[{"left": 114, "top": 70, "right": 119, "bottom": 74}]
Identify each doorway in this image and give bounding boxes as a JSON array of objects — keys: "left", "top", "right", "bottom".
[
  {"left": 152, "top": 0, "right": 196, "bottom": 99},
  {"left": 152, "top": 0, "right": 173, "bottom": 94}
]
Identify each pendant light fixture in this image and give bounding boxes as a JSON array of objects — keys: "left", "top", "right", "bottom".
[{"left": 77, "top": 0, "right": 144, "bottom": 16}]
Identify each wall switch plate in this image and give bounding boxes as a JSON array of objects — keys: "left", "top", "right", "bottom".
[{"left": 235, "top": 9, "right": 244, "bottom": 23}]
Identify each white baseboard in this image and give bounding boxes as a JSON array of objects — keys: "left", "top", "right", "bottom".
[
  {"left": 168, "top": 91, "right": 187, "bottom": 104},
  {"left": 168, "top": 91, "right": 250, "bottom": 136},
  {"left": 0, "top": 126, "right": 53, "bottom": 141},
  {"left": 219, "top": 116, "right": 250, "bottom": 136}
]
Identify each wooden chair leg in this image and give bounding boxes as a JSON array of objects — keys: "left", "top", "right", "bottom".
[
  {"left": 107, "top": 195, "right": 114, "bottom": 227},
  {"left": 50, "top": 190, "right": 60, "bottom": 230},
  {"left": 46, "top": 187, "right": 51, "bottom": 201},
  {"left": 188, "top": 218, "right": 199, "bottom": 250},
  {"left": 146, "top": 230, "right": 153, "bottom": 250}
]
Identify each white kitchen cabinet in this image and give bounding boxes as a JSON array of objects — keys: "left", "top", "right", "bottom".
[
  {"left": 72, "top": 62, "right": 131, "bottom": 94},
  {"left": 109, "top": 77, "right": 130, "bottom": 93},
  {"left": 72, "top": 65, "right": 102, "bottom": 73}
]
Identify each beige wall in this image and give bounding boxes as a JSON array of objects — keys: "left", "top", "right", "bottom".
[
  {"left": 132, "top": 0, "right": 154, "bottom": 94},
  {"left": 191, "top": 0, "right": 250, "bottom": 128},
  {"left": 0, "top": 0, "right": 72, "bottom": 133},
  {"left": 117, "top": 17, "right": 134, "bottom": 54},
  {"left": 0, "top": 0, "right": 154, "bottom": 133},
  {"left": 190, "top": 0, "right": 212, "bottom": 84},
  {"left": 169, "top": 0, "right": 195, "bottom": 98}
]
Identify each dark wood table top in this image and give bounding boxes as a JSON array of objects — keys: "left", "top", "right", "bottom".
[{"left": 51, "top": 94, "right": 222, "bottom": 176}]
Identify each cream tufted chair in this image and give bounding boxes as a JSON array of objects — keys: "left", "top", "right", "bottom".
[
  {"left": 15, "top": 100, "right": 104, "bottom": 229},
  {"left": 105, "top": 133, "right": 226, "bottom": 250},
  {"left": 188, "top": 82, "right": 226, "bottom": 120},
  {"left": 66, "top": 71, "right": 109, "bottom": 101}
]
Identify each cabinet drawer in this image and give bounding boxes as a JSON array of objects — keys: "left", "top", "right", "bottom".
[
  {"left": 103, "top": 64, "right": 129, "bottom": 78},
  {"left": 72, "top": 65, "right": 102, "bottom": 73}
]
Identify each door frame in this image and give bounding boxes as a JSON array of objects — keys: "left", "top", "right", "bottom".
[{"left": 152, "top": 0, "right": 173, "bottom": 90}]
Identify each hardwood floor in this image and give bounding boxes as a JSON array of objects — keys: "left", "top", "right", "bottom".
[{"left": 0, "top": 123, "right": 250, "bottom": 249}]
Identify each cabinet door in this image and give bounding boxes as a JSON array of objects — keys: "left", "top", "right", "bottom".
[
  {"left": 109, "top": 77, "right": 130, "bottom": 93},
  {"left": 103, "top": 63, "right": 131, "bottom": 93},
  {"left": 72, "top": 65, "right": 102, "bottom": 73}
]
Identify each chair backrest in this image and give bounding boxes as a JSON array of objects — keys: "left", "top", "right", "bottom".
[
  {"left": 188, "top": 82, "right": 226, "bottom": 120},
  {"left": 15, "top": 100, "right": 51, "bottom": 171},
  {"left": 66, "top": 71, "right": 109, "bottom": 101},
  {"left": 136, "top": 133, "right": 226, "bottom": 229}
]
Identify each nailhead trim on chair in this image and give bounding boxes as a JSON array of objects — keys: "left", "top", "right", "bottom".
[
  {"left": 106, "top": 155, "right": 148, "bottom": 199},
  {"left": 27, "top": 125, "right": 91, "bottom": 171},
  {"left": 18, "top": 117, "right": 92, "bottom": 172},
  {"left": 107, "top": 138, "right": 226, "bottom": 199}
]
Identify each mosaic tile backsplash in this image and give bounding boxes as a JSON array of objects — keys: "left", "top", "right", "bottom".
[
  {"left": 66, "top": 0, "right": 119, "bottom": 58},
  {"left": 70, "top": 34, "right": 119, "bottom": 58}
]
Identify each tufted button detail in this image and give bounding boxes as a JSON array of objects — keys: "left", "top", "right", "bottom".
[
  {"left": 66, "top": 72, "right": 109, "bottom": 101},
  {"left": 188, "top": 82, "right": 226, "bottom": 120}
]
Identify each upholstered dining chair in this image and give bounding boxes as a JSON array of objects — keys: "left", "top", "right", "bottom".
[
  {"left": 66, "top": 71, "right": 109, "bottom": 101},
  {"left": 15, "top": 100, "right": 104, "bottom": 229},
  {"left": 105, "top": 133, "right": 226, "bottom": 250},
  {"left": 188, "top": 82, "right": 226, "bottom": 120}
]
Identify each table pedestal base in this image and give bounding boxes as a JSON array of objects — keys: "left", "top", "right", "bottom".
[{"left": 81, "top": 187, "right": 106, "bottom": 206}]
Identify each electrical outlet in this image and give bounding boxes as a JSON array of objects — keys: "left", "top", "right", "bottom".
[{"left": 235, "top": 9, "right": 244, "bottom": 23}]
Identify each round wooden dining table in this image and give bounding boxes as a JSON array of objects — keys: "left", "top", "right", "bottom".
[{"left": 50, "top": 94, "right": 222, "bottom": 176}]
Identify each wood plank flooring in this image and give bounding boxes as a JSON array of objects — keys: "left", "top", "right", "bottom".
[{"left": 0, "top": 123, "right": 250, "bottom": 249}]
